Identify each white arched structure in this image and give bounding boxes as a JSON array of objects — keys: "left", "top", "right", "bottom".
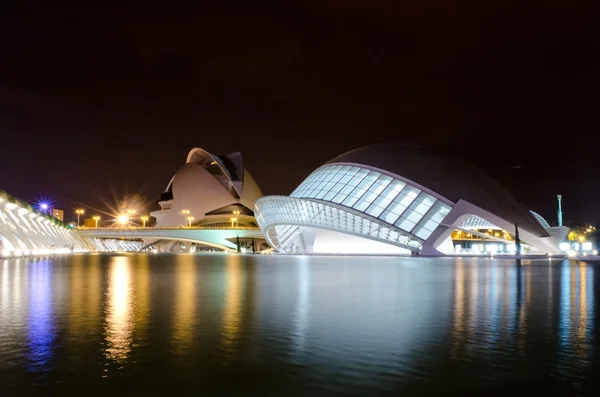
[
  {"left": 151, "top": 147, "right": 263, "bottom": 228},
  {"left": 255, "top": 144, "right": 562, "bottom": 256},
  {"left": 0, "top": 192, "right": 87, "bottom": 255}
]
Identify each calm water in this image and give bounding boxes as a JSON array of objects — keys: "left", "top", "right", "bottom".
[{"left": 1, "top": 254, "right": 599, "bottom": 396}]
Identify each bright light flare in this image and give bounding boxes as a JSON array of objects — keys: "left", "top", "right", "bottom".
[{"left": 118, "top": 215, "right": 129, "bottom": 225}]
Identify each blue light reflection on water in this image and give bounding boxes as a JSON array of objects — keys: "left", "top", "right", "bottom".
[{"left": 26, "top": 259, "right": 55, "bottom": 373}]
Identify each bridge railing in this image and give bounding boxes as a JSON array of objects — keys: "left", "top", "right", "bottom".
[{"left": 76, "top": 226, "right": 261, "bottom": 231}]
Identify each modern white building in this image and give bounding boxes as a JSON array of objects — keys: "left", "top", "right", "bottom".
[
  {"left": 151, "top": 147, "right": 263, "bottom": 228},
  {"left": 255, "top": 144, "right": 562, "bottom": 256},
  {"left": 144, "top": 147, "right": 265, "bottom": 252},
  {"left": 0, "top": 190, "right": 87, "bottom": 255}
]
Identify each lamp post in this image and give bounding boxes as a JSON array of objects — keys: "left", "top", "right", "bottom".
[
  {"left": 181, "top": 209, "right": 190, "bottom": 227},
  {"left": 231, "top": 217, "right": 237, "bottom": 228},
  {"left": 187, "top": 216, "right": 194, "bottom": 228},
  {"left": 93, "top": 216, "right": 101, "bottom": 228},
  {"left": 233, "top": 210, "right": 240, "bottom": 227},
  {"left": 75, "top": 209, "right": 84, "bottom": 227},
  {"left": 141, "top": 216, "right": 149, "bottom": 228}
]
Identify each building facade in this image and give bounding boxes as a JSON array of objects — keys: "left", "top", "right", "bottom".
[{"left": 255, "top": 144, "right": 561, "bottom": 256}]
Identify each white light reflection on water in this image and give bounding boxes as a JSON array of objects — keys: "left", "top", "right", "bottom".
[
  {"left": 104, "top": 256, "right": 133, "bottom": 364},
  {"left": 291, "top": 259, "right": 310, "bottom": 358}
]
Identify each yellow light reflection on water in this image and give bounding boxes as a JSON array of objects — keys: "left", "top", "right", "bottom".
[
  {"left": 134, "top": 254, "right": 150, "bottom": 340},
  {"left": 221, "top": 256, "right": 243, "bottom": 361},
  {"left": 172, "top": 254, "right": 196, "bottom": 353},
  {"left": 452, "top": 259, "right": 465, "bottom": 356},
  {"left": 105, "top": 256, "right": 133, "bottom": 363},
  {"left": 68, "top": 255, "right": 85, "bottom": 335}
]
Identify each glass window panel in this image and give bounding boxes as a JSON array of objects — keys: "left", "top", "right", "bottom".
[
  {"left": 323, "top": 181, "right": 336, "bottom": 191},
  {"left": 353, "top": 199, "right": 371, "bottom": 212},
  {"left": 396, "top": 217, "right": 416, "bottom": 232},
  {"left": 323, "top": 191, "right": 337, "bottom": 201},
  {"left": 357, "top": 178, "right": 374, "bottom": 189},
  {"left": 328, "top": 183, "right": 346, "bottom": 195},
  {"left": 365, "top": 203, "right": 387, "bottom": 218},
  {"left": 355, "top": 168, "right": 370, "bottom": 178},
  {"left": 340, "top": 185, "right": 355, "bottom": 195},
  {"left": 314, "top": 189, "right": 329, "bottom": 199},
  {"left": 416, "top": 193, "right": 436, "bottom": 206},
  {"left": 364, "top": 171, "right": 381, "bottom": 181},
  {"left": 380, "top": 209, "right": 401, "bottom": 225},
  {"left": 347, "top": 187, "right": 368, "bottom": 200},
  {"left": 385, "top": 200, "right": 409, "bottom": 217},
  {"left": 314, "top": 181, "right": 328, "bottom": 191},
  {"left": 347, "top": 175, "right": 363, "bottom": 187},
  {"left": 338, "top": 173, "right": 354, "bottom": 184},
  {"left": 414, "top": 227, "right": 433, "bottom": 240},
  {"left": 332, "top": 192, "right": 348, "bottom": 204},
  {"left": 342, "top": 195, "right": 360, "bottom": 207}
]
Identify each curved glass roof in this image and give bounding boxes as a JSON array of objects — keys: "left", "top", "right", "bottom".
[{"left": 289, "top": 164, "right": 452, "bottom": 241}]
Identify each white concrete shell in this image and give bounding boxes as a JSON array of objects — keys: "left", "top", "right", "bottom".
[
  {"left": 255, "top": 144, "right": 561, "bottom": 256},
  {"left": 0, "top": 193, "right": 87, "bottom": 255},
  {"left": 151, "top": 147, "right": 263, "bottom": 227}
]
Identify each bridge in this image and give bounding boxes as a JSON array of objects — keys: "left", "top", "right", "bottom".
[{"left": 76, "top": 226, "right": 265, "bottom": 251}]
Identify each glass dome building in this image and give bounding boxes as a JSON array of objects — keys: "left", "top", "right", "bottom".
[{"left": 255, "top": 144, "right": 561, "bottom": 256}]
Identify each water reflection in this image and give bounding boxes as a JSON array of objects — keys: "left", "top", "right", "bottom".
[
  {"left": 27, "top": 259, "right": 55, "bottom": 372},
  {"left": 172, "top": 254, "right": 196, "bottom": 353},
  {"left": 220, "top": 256, "right": 243, "bottom": 361},
  {"left": 2, "top": 255, "right": 600, "bottom": 396},
  {"left": 104, "top": 256, "right": 133, "bottom": 363},
  {"left": 68, "top": 254, "right": 85, "bottom": 335},
  {"left": 452, "top": 259, "right": 465, "bottom": 356},
  {"left": 292, "top": 260, "right": 310, "bottom": 357},
  {"left": 133, "top": 254, "right": 150, "bottom": 342}
]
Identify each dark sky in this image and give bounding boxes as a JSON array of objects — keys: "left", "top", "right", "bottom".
[{"left": 1, "top": 1, "right": 599, "bottom": 225}]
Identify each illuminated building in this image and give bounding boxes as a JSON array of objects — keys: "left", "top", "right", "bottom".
[
  {"left": 0, "top": 189, "right": 86, "bottom": 255},
  {"left": 255, "top": 144, "right": 562, "bottom": 256},
  {"left": 52, "top": 208, "right": 64, "bottom": 221},
  {"left": 151, "top": 147, "right": 263, "bottom": 228}
]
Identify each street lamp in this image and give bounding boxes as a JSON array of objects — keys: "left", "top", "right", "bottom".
[
  {"left": 75, "top": 209, "right": 84, "bottom": 227},
  {"left": 181, "top": 209, "right": 190, "bottom": 226},
  {"left": 93, "top": 216, "right": 101, "bottom": 228},
  {"left": 118, "top": 214, "right": 129, "bottom": 227},
  {"left": 233, "top": 210, "right": 240, "bottom": 227},
  {"left": 187, "top": 216, "right": 194, "bottom": 228},
  {"left": 141, "top": 216, "right": 149, "bottom": 228},
  {"left": 230, "top": 217, "right": 237, "bottom": 228}
]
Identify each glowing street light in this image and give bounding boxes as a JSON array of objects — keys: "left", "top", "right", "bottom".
[
  {"left": 230, "top": 217, "right": 237, "bottom": 228},
  {"left": 181, "top": 209, "right": 190, "bottom": 226},
  {"left": 93, "top": 216, "right": 101, "bottom": 228},
  {"left": 75, "top": 209, "right": 84, "bottom": 227},
  {"left": 118, "top": 214, "right": 129, "bottom": 227},
  {"left": 187, "top": 216, "right": 194, "bottom": 227},
  {"left": 141, "top": 216, "right": 149, "bottom": 228}
]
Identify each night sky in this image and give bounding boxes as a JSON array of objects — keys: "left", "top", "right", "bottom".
[{"left": 1, "top": 2, "right": 599, "bottom": 225}]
